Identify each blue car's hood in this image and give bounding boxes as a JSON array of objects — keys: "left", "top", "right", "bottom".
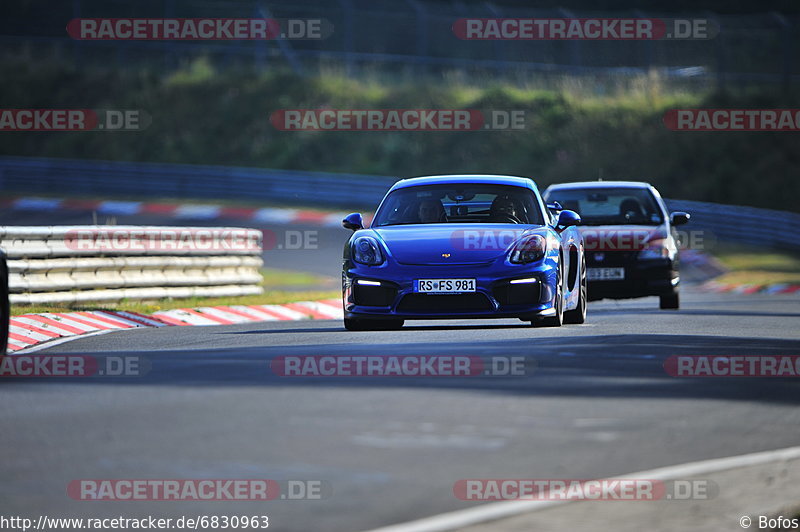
[{"left": 371, "top": 224, "right": 543, "bottom": 265}]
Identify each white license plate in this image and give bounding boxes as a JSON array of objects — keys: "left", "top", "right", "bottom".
[
  {"left": 414, "top": 278, "right": 476, "bottom": 293},
  {"left": 588, "top": 268, "right": 625, "bottom": 281}
]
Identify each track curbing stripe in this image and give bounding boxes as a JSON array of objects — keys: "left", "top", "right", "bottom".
[{"left": 5, "top": 300, "right": 342, "bottom": 353}]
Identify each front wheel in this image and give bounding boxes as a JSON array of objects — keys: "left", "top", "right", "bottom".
[
  {"left": 659, "top": 292, "right": 679, "bottom": 310},
  {"left": 344, "top": 318, "right": 404, "bottom": 331},
  {"left": 563, "top": 255, "right": 587, "bottom": 324},
  {"left": 344, "top": 317, "right": 366, "bottom": 331},
  {"left": 373, "top": 320, "right": 404, "bottom": 330},
  {"left": 535, "top": 263, "right": 564, "bottom": 327}
]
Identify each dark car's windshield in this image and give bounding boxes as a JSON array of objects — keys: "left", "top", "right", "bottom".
[
  {"left": 372, "top": 184, "right": 544, "bottom": 226},
  {"left": 546, "top": 187, "right": 664, "bottom": 226}
]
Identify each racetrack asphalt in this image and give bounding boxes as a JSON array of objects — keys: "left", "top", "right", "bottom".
[
  {"left": 3, "top": 208, "right": 800, "bottom": 530},
  {"left": 2, "top": 289, "right": 799, "bottom": 531}
]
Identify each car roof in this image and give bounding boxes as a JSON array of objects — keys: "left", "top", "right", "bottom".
[
  {"left": 545, "top": 180, "right": 652, "bottom": 190},
  {"left": 391, "top": 175, "right": 537, "bottom": 192}
]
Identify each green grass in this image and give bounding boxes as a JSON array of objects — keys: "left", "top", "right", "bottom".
[
  {"left": 710, "top": 244, "right": 800, "bottom": 286},
  {"left": 260, "top": 268, "right": 335, "bottom": 288}
]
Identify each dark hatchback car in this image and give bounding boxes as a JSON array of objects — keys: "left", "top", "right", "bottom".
[{"left": 544, "top": 181, "right": 689, "bottom": 309}]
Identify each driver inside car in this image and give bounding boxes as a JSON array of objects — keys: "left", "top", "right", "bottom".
[
  {"left": 619, "top": 198, "right": 645, "bottom": 221},
  {"left": 488, "top": 195, "right": 522, "bottom": 222},
  {"left": 417, "top": 198, "right": 446, "bottom": 223}
]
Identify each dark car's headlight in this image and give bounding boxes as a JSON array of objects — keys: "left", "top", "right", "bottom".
[
  {"left": 352, "top": 236, "right": 385, "bottom": 266},
  {"left": 638, "top": 238, "right": 674, "bottom": 260},
  {"left": 509, "top": 234, "right": 546, "bottom": 264}
]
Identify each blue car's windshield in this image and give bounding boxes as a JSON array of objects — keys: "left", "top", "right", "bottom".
[
  {"left": 373, "top": 184, "right": 544, "bottom": 226},
  {"left": 546, "top": 187, "right": 664, "bottom": 226}
]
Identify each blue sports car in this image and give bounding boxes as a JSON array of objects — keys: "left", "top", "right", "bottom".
[{"left": 340, "top": 175, "right": 587, "bottom": 330}]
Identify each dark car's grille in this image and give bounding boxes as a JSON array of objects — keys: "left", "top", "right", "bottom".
[
  {"left": 397, "top": 293, "right": 493, "bottom": 313},
  {"left": 587, "top": 250, "right": 637, "bottom": 266}
]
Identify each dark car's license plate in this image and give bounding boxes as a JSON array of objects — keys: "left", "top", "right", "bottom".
[{"left": 587, "top": 268, "right": 625, "bottom": 280}]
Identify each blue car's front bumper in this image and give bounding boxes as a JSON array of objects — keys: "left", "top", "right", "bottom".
[{"left": 343, "top": 260, "right": 558, "bottom": 321}]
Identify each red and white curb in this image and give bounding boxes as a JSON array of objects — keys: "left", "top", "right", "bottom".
[
  {"left": 2, "top": 197, "right": 372, "bottom": 228},
  {"left": 6, "top": 299, "right": 343, "bottom": 353},
  {"left": 699, "top": 280, "right": 800, "bottom": 295},
  {"left": 685, "top": 252, "right": 799, "bottom": 294}
]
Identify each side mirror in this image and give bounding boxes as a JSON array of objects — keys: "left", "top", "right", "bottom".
[
  {"left": 670, "top": 212, "right": 690, "bottom": 226},
  {"left": 556, "top": 209, "right": 581, "bottom": 229},
  {"left": 342, "top": 213, "right": 364, "bottom": 231},
  {"left": 546, "top": 201, "right": 563, "bottom": 212}
]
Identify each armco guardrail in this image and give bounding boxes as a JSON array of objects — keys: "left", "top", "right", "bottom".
[
  {"left": 0, "top": 226, "right": 264, "bottom": 305},
  {"left": 2, "top": 156, "right": 799, "bottom": 252},
  {"left": 0, "top": 156, "right": 396, "bottom": 209},
  {"left": 665, "top": 199, "right": 800, "bottom": 252}
]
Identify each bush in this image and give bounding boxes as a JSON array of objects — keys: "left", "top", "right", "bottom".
[{"left": 2, "top": 58, "right": 798, "bottom": 211}]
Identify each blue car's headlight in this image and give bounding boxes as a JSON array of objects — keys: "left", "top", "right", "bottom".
[
  {"left": 509, "top": 234, "right": 546, "bottom": 264},
  {"left": 352, "top": 236, "right": 385, "bottom": 266}
]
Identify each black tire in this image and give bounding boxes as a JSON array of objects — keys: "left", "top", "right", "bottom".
[
  {"left": 563, "top": 255, "right": 587, "bottom": 324},
  {"left": 659, "top": 292, "right": 679, "bottom": 310},
  {"left": 0, "top": 254, "right": 7, "bottom": 355},
  {"left": 372, "top": 319, "right": 404, "bottom": 331},
  {"left": 344, "top": 318, "right": 404, "bottom": 331},
  {"left": 535, "top": 262, "right": 564, "bottom": 327},
  {"left": 344, "top": 317, "right": 366, "bottom": 331}
]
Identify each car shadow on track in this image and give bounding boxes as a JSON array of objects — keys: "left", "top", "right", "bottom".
[
  {"left": 224, "top": 323, "right": 535, "bottom": 334},
  {"left": 588, "top": 307, "right": 800, "bottom": 319},
  {"left": 7, "top": 334, "right": 800, "bottom": 405}
]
